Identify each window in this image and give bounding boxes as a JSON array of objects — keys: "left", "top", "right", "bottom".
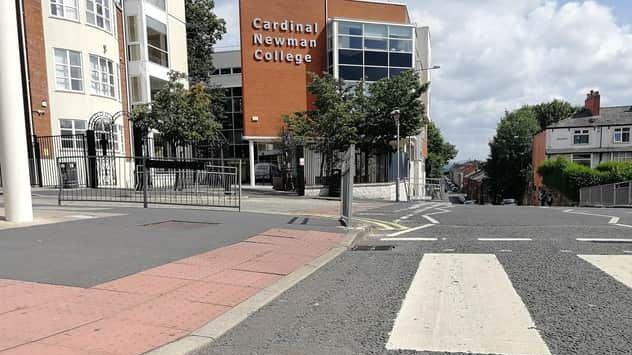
[
  {"left": 339, "top": 66, "right": 363, "bottom": 81},
  {"left": 365, "top": 51, "right": 388, "bottom": 66},
  {"left": 572, "top": 153, "right": 592, "bottom": 167},
  {"left": 50, "top": 0, "right": 78, "bottom": 20},
  {"left": 146, "top": 16, "right": 168, "bottom": 67},
  {"left": 93, "top": 120, "right": 122, "bottom": 151},
  {"left": 339, "top": 22, "right": 363, "bottom": 36},
  {"left": 338, "top": 36, "right": 362, "bottom": 49},
  {"left": 339, "top": 50, "right": 363, "bottom": 65},
  {"left": 390, "top": 53, "right": 413, "bottom": 67},
  {"left": 59, "top": 119, "right": 86, "bottom": 149},
  {"left": 220, "top": 68, "right": 231, "bottom": 75},
  {"left": 89, "top": 54, "right": 116, "bottom": 98},
  {"left": 54, "top": 49, "right": 83, "bottom": 92},
  {"left": 614, "top": 127, "right": 630, "bottom": 143},
  {"left": 145, "top": 0, "right": 165, "bottom": 10},
  {"left": 613, "top": 152, "right": 632, "bottom": 162},
  {"left": 573, "top": 129, "right": 590, "bottom": 145},
  {"left": 390, "top": 39, "right": 413, "bottom": 52},
  {"left": 365, "top": 67, "right": 388, "bottom": 81},
  {"left": 365, "top": 24, "right": 388, "bottom": 38},
  {"left": 232, "top": 67, "right": 242, "bottom": 74},
  {"left": 126, "top": 16, "right": 141, "bottom": 61},
  {"left": 389, "top": 26, "right": 413, "bottom": 39},
  {"left": 130, "top": 76, "right": 142, "bottom": 103},
  {"left": 364, "top": 38, "right": 388, "bottom": 51},
  {"left": 86, "top": 0, "right": 112, "bottom": 32}
]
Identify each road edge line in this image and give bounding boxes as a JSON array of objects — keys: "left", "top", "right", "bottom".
[{"left": 144, "top": 228, "right": 366, "bottom": 355}]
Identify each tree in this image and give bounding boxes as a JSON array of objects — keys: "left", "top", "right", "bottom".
[
  {"left": 484, "top": 107, "right": 540, "bottom": 203},
  {"left": 283, "top": 73, "right": 362, "bottom": 178},
  {"left": 426, "top": 121, "right": 457, "bottom": 177},
  {"left": 362, "top": 70, "right": 429, "bottom": 153},
  {"left": 132, "top": 71, "right": 224, "bottom": 150},
  {"left": 185, "top": 0, "right": 226, "bottom": 84},
  {"left": 531, "top": 100, "right": 580, "bottom": 131}
]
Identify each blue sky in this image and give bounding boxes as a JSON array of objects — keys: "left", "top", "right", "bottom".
[{"left": 214, "top": 1, "right": 632, "bottom": 161}]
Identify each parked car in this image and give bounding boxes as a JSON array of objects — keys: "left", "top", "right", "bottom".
[
  {"left": 501, "top": 198, "right": 517, "bottom": 206},
  {"left": 254, "top": 163, "right": 281, "bottom": 183}
]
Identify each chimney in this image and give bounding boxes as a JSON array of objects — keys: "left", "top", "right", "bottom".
[{"left": 585, "top": 90, "right": 601, "bottom": 116}]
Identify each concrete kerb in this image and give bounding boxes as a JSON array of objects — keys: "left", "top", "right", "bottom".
[{"left": 144, "top": 227, "right": 367, "bottom": 355}]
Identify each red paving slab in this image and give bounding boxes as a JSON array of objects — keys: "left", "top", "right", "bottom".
[
  {"left": 92, "top": 274, "right": 190, "bottom": 296},
  {"left": 0, "top": 228, "right": 343, "bottom": 355},
  {"left": 169, "top": 281, "right": 260, "bottom": 307},
  {"left": 1, "top": 343, "right": 109, "bottom": 355},
  {"left": 115, "top": 296, "right": 228, "bottom": 331},
  {"left": 139, "top": 262, "right": 221, "bottom": 281},
  {"left": 203, "top": 269, "right": 282, "bottom": 289},
  {"left": 42, "top": 318, "right": 187, "bottom": 355}
]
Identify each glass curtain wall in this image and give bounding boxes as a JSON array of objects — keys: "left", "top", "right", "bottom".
[{"left": 334, "top": 20, "right": 415, "bottom": 83}]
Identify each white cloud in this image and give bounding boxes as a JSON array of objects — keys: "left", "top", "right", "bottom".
[{"left": 214, "top": 0, "right": 632, "bottom": 161}]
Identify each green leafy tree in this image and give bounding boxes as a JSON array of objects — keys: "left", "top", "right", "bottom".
[
  {"left": 485, "top": 107, "right": 540, "bottom": 203},
  {"left": 185, "top": 0, "right": 226, "bottom": 84},
  {"left": 531, "top": 100, "right": 580, "bottom": 130},
  {"left": 426, "top": 121, "right": 457, "bottom": 177},
  {"left": 283, "top": 73, "right": 362, "bottom": 177},
  {"left": 132, "top": 71, "right": 224, "bottom": 150},
  {"left": 361, "top": 70, "right": 429, "bottom": 152}
]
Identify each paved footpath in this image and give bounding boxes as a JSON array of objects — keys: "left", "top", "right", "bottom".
[{"left": 0, "top": 206, "right": 347, "bottom": 355}]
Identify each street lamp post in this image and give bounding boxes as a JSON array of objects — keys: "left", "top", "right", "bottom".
[{"left": 391, "top": 110, "right": 401, "bottom": 202}]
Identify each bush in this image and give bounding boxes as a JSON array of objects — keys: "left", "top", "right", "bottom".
[{"left": 537, "top": 157, "right": 620, "bottom": 201}]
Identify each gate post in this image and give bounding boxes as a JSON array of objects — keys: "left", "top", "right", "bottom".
[
  {"left": 86, "top": 130, "right": 97, "bottom": 188},
  {"left": 142, "top": 155, "right": 148, "bottom": 208}
]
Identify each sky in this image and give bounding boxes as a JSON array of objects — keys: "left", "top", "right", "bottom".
[{"left": 213, "top": 0, "right": 632, "bottom": 162}]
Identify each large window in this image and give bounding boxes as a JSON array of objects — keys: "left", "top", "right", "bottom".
[
  {"left": 572, "top": 153, "right": 592, "bottom": 167},
  {"left": 145, "top": 0, "right": 165, "bottom": 10},
  {"left": 336, "top": 21, "right": 414, "bottom": 83},
  {"left": 130, "top": 76, "right": 142, "bottom": 103},
  {"left": 573, "top": 129, "right": 590, "bottom": 145},
  {"left": 54, "top": 48, "right": 83, "bottom": 92},
  {"left": 126, "top": 16, "right": 141, "bottom": 61},
  {"left": 613, "top": 152, "right": 632, "bottom": 162},
  {"left": 146, "top": 16, "right": 168, "bottom": 67},
  {"left": 220, "top": 87, "right": 246, "bottom": 158},
  {"left": 614, "top": 127, "right": 630, "bottom": 143},
  {"left": 59, "top": 119, "right": 86, "bottom": 149},
  {"left": 86, "top": 0, "right": 112, "bottom": 32},
  {"left": 89, "top": 54, "right": 117, "bottom": 98},
  {"left": 50, "top": 0, "right": 78, "bottom": 20},
  {"left": 93, "top": 120, "right": 122, "bottom": 152}
]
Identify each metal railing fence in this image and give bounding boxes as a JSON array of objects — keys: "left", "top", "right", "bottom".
[
  {"left": 579, "top": 181, "right": 632, "bottom": 207},
  {"left": 57, "top": 156, "right": 241, "bottom": 209}
]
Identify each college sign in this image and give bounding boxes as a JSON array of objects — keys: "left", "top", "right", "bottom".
[{"left": 251, "top": 18, "right": 319, "bottom": 65}]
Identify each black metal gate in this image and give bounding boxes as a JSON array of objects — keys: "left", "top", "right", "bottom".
[{"left": 30, "top": 134, "right": 88, "bottom": 187}]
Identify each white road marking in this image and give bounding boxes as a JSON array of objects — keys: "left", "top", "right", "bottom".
[
  {"left": 386, "top": 254, "right": 551, "bottom": 355},
  {"left": 499, "top": 249, "right": 513, "bottom": 253},
  {"left": 426, "top": 208, "right": 451, "bottom": 216},
  {"left": 69, "top": 215, "right": 96, "bottom": 219},
  {"left": 577, "top": 238, "right": 632, "bottom": 243},
  {"left": 477, "top": 238, "right": 533, "bottom": 242},
  {"left": 381, "top": 237, "right": 438, "bottom": 242},
  {"left": 422, "top": 215, "right": 439, "bottom": 224},
  {"left": 615, "top": 223, "right": 632, "bottom": 228},
  {"left": 386, "top": 223, "right": 435, "bottom": 237},
  {"left": 579, "top": 255, "right": 632, "bottom": 289},
  {"left": 610, "top": 217, "right": 621, "bottom": 224}
]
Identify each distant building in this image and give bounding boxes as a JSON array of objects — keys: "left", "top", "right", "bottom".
[{"left": 532, "top": 90, "right": 632, "bottom": 203}]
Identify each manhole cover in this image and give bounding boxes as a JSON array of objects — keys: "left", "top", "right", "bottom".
[
  {"left": 351, "top": 245, "right": 395, "bottom": 251},
  {"left": 143, "top": 220, "right": 219, "bottom": 230}
]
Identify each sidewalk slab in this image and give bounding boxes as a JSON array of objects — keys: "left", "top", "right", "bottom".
[{"left": 0, "top": 228, "right": 346, "bottom": 355}]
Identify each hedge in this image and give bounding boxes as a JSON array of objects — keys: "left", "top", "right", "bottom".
[{"left": 537, "top": 158, "right": 632, "bottom": 201}]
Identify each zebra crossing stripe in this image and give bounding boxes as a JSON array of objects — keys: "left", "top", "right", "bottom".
[
  {"left": 386, "top": 254, "right": 551, "bottom": 355},
  {"left": 579, "top": 255, "right": 632, "bottom": 289}
]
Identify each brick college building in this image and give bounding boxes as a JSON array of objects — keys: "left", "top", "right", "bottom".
[{"left": 210, "top": 0, "right": 433, "bottom": 199}]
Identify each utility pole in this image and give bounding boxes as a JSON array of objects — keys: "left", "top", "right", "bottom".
[
  {"left": 0, "top": 0, "right": 34, "bottom": 222},
  {"left": 391, "top": 110, "right": 401, "bottom": 202}
]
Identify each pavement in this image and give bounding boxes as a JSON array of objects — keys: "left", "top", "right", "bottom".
[
  {"left": 0, "top": 199, "right": 354, "bottom": 355},
  {"left": 194, "top": 202, "right": 632, "bottom": 355}
]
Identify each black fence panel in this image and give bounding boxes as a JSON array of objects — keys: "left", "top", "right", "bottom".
[
  {"left": 58, "top": 156, "right": 241, "bottom": 209},
  {"left": 32, "top": 134, "right": 88, "bottom": 187}
]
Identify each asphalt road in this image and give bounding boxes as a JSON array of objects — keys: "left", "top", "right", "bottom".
[{"left": 195, "top": 203, "right": 632, "bottom": 355}]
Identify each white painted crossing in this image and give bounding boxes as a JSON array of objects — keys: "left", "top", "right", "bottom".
[
  {"left": 386, "top": 223, "right": 434, "bottom": 237},
  {"left": 387, "top": 254, "right": 551, "bottom": 355},
  {"left": 380, "top": 237, "right": 438, "bottom": 242},
  {"left": 579, "top": 255, "right": 632, "bottom": 289},
  {"left": 478, "top": 238, "right": 533, "bottom": 242}
]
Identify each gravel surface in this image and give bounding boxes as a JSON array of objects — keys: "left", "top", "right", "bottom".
[{"left": 195, "top": 203, "right": 632, "bottom": 355}]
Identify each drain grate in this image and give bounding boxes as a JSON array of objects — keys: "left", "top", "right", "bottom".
[
  {"left": 351, "top": 245, "right": 395, "bottom": 251},
  {"left": 143, "top": 220, "right": 220, "bottom": 230}
]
